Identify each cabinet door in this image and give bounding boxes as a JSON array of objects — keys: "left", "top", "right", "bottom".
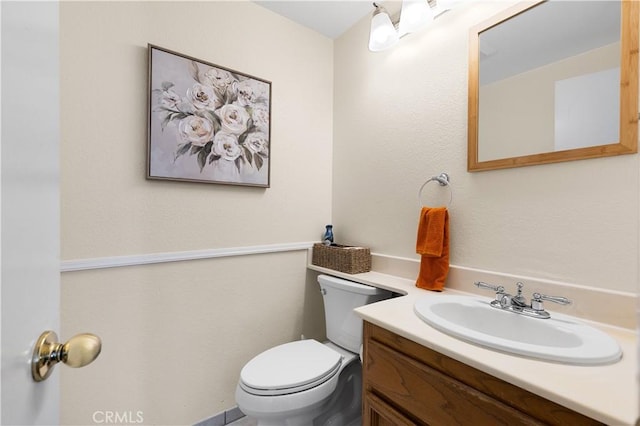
[
  {"left": 366, "top": 339, "right": 542, "bottom": 425},
  {"left": 364, "top": 392, "right": 418, "bottom": 426}
]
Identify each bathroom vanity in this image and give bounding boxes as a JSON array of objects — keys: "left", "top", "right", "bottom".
[
  {"left": 363, "top": 321, "right": 601, "bottom": 425},
  {"left": 308, "top": 258, "right": 639, "bottom": 426}
]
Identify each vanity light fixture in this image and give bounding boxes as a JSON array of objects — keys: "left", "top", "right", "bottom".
[
  {"left": 369, "top": 3, "right": 400, "bottom": 51},
  {"left": 399, "top": 0, "right": 434, "bottom": 35},
  {"left": 368, "top": 0, "right": 454, "bottom": 52}
]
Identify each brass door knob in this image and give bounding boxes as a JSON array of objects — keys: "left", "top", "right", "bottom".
[{"left": 31, "top": 330, "right": 102, "bottom": 382}]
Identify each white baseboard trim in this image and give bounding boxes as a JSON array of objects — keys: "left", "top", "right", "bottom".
[{"left": 61, "top": 242, "right": 316, "bottom": 272}]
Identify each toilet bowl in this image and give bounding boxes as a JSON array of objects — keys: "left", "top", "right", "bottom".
[
  {"left": 236, "top": 340, "right": 358, "bottom": 426},
  {"left": 235, "top": 275, "right": 392, "bottom": 426}
]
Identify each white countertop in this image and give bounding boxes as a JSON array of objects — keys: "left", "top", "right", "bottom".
[{"left": 309, "top": 265, "right": 639, "bottom": 426}]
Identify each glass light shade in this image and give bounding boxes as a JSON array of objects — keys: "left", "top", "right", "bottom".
[
  {"left": 368, "top": 10, "right": 399, "bottom": 52},
  {"left": 399, "top": 0, "right": 434, "bottom": 35}
]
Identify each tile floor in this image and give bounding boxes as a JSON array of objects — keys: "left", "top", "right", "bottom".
[{"left": 228, "top": 416, "right": 257, "bottom": 426}]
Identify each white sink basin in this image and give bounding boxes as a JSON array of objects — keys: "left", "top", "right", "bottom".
[{"left": 414, "top": 295, "right": 622, "bottom": 365}]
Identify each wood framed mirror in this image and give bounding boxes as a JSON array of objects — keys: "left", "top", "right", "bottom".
[{"left": 468, "top": 1, "right": 638, "bottom": 172}]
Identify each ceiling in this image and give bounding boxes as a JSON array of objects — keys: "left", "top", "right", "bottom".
[{"left": 254, "top": 1, "right": 374, "bottom": 39}]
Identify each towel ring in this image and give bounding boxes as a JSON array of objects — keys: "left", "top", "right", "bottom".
[{"left": 418, "top": 172, "right": 452, "bottom": 207}]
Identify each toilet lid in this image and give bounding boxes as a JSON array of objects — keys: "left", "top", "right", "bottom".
[{"left": 240, "top": 340, "right": 342, "bottom": 395}]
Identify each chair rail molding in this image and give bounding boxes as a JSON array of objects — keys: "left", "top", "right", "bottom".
[{"left": 61, "top": 242, "right": 316, "bottom": 272}]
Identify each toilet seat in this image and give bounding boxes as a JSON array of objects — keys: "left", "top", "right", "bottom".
[{"left": 239, "top": 340, "right": 342, "bottom": 396}]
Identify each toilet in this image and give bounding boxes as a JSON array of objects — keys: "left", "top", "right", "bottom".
[{"left": 235, "top": 274, "right": 392, "bottom": 426}]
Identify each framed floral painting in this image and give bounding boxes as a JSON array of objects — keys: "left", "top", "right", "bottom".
[{"left": 147, "top": 44, "right": 271, "bottom": 187}]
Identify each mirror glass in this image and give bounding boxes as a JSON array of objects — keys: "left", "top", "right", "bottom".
[{"left": 468, "top": 1, "right": 638, "bottom": 171}]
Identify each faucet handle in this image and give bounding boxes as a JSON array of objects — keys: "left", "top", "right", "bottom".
[
  {"left": 474, "top": 282, "right": 507, "bottom": 303},
  {"left": 531, "top": 292, "right": 572, "bottom": 310},
  {"left": 474, "top": 281, "right": 505, "bottom": 293}
]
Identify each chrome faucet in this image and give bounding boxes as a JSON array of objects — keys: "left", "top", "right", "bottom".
[{"left": 474, "top": 281, "right": 571, "bottom": 319}]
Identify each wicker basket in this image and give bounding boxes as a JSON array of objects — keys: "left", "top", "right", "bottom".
[{"left": 311, "top": 243, "right": 371, "bottom": 274}]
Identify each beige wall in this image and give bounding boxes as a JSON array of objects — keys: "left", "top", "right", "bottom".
[
  {"left": 61, "top": 254, "right": 325, "bottom": 425},
  {"left": 61, "top": 1, "right": 333, "bottom": 260},
  {"left": 60, "top": 1, "right": 332, "bottom": 424},
  {"left": 333, "top": 2, "right": 639, "bottom": 294}
]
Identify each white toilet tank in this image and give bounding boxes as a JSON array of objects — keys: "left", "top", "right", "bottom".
[{"left": 318, "top": 275, "right": 392, "bottom": 353}]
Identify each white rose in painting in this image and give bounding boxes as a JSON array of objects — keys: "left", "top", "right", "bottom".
[
  {"left": 212, "top": 132, "right": 242, "bottom": 161},
  {"left": 251, "top": 105, "right": 269, "bottom": 131},
  {"left": 202, "top": 68, "right": 233, "bottom": 91},
  {"left": 234, "top": 79, "right": 268, "bottom": 107},
  {"left": 216, "top": 104, "right": 250, "bottom": 135},
  {"left": 187, "top": 83, "right": 221, "bottom": 110},
  {"left": 244, "top": 132, "right": 269, "bottom": 155},
  {"left": 178, "top": 115, "right": 214, "bottom": 146}
]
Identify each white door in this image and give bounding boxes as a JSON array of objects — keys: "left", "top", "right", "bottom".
[{"left": 1, "top": 2, "right": 61, "bottom": 424}]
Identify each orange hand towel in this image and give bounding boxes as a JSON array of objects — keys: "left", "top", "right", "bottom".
[{"left": 415, "top": 207, "right": 449, "bottom": 291}]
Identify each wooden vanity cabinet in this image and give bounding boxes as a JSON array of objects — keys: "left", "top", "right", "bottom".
[{"left": 362, "top": 321, "right": 603, "bottom": 426}]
